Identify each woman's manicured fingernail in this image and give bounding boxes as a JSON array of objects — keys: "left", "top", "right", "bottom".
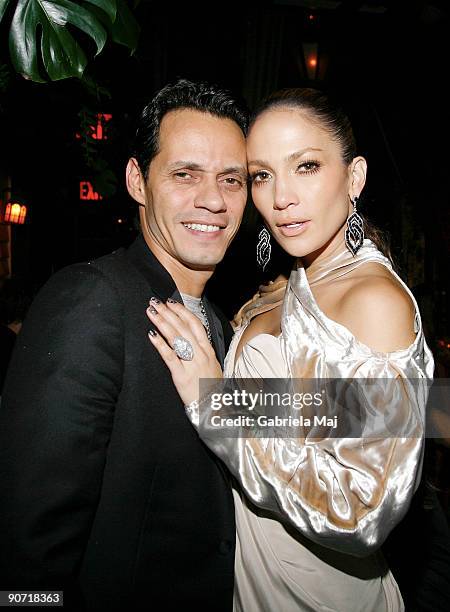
[
  {"left": 167, "top": 298, "right": 177, "bottom": 304},
  {"left": 148, "top": 306, "right": 158, "bottom": 315},
  {"left": 148, "top": 328, "right": 158, "bottom": 337},
  {"left": 149, "top": 297, "right": 160, "bottom": 304}
]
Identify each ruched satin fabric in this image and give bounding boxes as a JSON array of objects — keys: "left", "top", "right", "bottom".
[{"left": 186, "top": 239, "right": 434, "bottom": 611}]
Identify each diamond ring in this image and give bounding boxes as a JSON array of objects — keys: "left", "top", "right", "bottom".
[{"left": 172, "top": 336, "right": 194, "bottom": 361}]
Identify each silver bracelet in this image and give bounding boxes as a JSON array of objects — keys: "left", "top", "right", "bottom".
[{"left": 185, "top": 399, "right": 200, "bottom": 427}]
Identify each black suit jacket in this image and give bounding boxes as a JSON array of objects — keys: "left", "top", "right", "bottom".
[{"left": 0, "top": 236, "right": 235, "bottom": 611}]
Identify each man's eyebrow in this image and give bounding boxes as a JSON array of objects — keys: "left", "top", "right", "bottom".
[
  {"left": 220, "top": 166, "right": 248, "bottom": 177},
  {"left": 248, "top": 148, "right": 323, "bottom": 167},
  {"left": 167, "top": 162, "right": 247, "bottom": 177},
  {"left": 166, "top": 161, "right": 204, "bottom": 171}
]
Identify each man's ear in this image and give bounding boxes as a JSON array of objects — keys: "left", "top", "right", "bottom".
[
  {"left": 126, "top": 158, "right": 147, "bottom": 206},
  {"left": 349, "top": 156, "right": 367, "bottom": 197}
]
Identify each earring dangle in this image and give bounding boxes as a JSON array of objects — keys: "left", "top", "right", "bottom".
[
  {"left": 345, "top": 196, "right": 364, "bottom": 256},
  {"left": 256, "top": 227, "right": 271, "bottom": 270}
]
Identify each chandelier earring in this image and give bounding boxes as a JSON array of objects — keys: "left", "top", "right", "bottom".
[
  {"left": 256, "top": 226, "right": 272, "bottom": 270},
  {"left": 345, "top": 195, "right": 364, "bottom": 256}
]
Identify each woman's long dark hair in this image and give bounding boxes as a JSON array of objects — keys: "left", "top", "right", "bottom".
[{"left": 249, "top": 88, "right": 392, "bottom": 262}]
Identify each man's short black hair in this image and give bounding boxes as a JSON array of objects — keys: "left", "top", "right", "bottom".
[{"left": 132, "top": 79, "right": 249, "bottom": 179}]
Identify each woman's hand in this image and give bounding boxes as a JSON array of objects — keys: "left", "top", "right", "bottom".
[{"left": 146, "top": 298, "right": 223, "bottom": 406}]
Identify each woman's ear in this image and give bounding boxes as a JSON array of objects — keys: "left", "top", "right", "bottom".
[
  {"left": 126, "top": 158, "right": 146, "bottom": 205},
  {"left": 349, "top": 156, "right": 367, "bottom": 198}
]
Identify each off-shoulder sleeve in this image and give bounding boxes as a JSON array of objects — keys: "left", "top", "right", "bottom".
[{"left": 185, "top": 356, "right": 430, "bottom": 558}]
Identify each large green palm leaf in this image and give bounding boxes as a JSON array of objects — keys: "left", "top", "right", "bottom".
[{"left": 1, "top": 0, "right": 139, "bottom": 82}]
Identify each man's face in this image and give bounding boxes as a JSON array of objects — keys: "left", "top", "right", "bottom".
[{"left": 137, "top": 109, "right": 247, "bottom": 271}]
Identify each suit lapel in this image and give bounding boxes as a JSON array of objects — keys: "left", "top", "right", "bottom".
[
  {"left": 202, "top": 297, "right": 226, "bottom": 367},
  {"left": 126, "top": 236, "right": 227, "bottom": 367},
  {"left": 125, "top": 235, "right": 178, "bottom": 302}
]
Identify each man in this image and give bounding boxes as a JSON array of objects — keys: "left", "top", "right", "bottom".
[{"left": 0, "top": 80, "right": 248, "bottom": 611}]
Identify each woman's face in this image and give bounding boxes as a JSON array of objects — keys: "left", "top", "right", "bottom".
[{"left": 247, "top": 107, "right": 365, "bottom": 261}]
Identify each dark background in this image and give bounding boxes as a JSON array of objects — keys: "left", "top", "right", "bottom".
[
  {"left": 1, "top": 4, "right": 450, "bottom": 604},
  {"left": 1, "top": 0, "right": 449, "bottom": 350}
]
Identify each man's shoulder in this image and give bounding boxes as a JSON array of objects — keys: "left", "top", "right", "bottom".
[
  {"left": 47, "top": 243, "right": 138, "bottom": 292},
  {"left": 28, "top": 247, "right": 134, "bottom": 318},
  {"left": 88, "top": 245, "right": 129, "bottom": 274}
]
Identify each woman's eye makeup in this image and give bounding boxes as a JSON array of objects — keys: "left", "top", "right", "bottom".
[
  {"left": 249, "top": 170, "right": 271, "bottom": 185},
  {"left": 250, "top": 159, "right": 321, "bottom": 186},
  {"left": 296, "top": 159, "right": 321, "bottom": 174}
]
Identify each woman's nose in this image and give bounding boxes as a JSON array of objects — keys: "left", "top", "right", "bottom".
[{"left": 273, "top": 178, "right": 300, "bottom": 210}]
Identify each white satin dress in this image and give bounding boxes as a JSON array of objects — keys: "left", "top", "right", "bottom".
[{"left": 187, "top": 239, "right": 434, "bottom": 612}]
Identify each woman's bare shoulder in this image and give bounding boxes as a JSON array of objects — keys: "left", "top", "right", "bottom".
[{"left": 335, "top": 263, "right": 417, "bottom": 353}]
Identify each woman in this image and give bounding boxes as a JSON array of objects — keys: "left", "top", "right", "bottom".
[{"left": 146, "top": 88, "right": 434, "bottom": 611}]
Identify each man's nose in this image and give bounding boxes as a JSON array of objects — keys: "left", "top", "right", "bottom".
[
  {"left": 194, "top": 179, "right": 227, "bottom": 212},
  {"left": 273, "top": 177, "right": 300, "bottom": 210}
]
